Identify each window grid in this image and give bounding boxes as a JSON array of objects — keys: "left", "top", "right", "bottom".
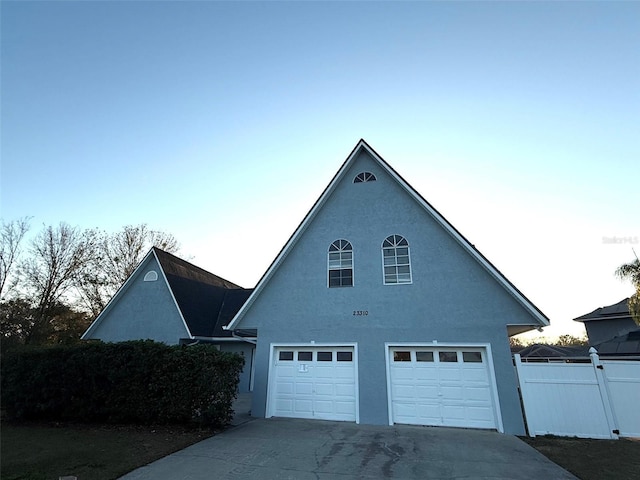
[
  {"left": 382, "top": 235, "right": 412, "bottom": 284},
  {"left": 353, "top": 172, "right": 377, "bottom": 183},
  {"left": 328, "top": 239, "right": 353, "bottom": 287}
]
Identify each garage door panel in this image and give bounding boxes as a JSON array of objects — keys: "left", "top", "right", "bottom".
[
  {"left": 414, "top": 368, "right": 438, "bottom": 381},
  {"left": 441, "top": 385, "right": 463, "bottom": 399},
  {"left": 393, "top": 402, "right": 417, "bottom": 418},
  {"left": 438, "top": 368, "right": 462, "bottom": 381},
  {"left": 275, "top": 398, "right": 293, "bottom": 413},
  {"left": 335, "top": 384, "right": 355, "bottom": 397},
  {"left": 465, "top": 386, "right": 492, "bottom": 401},
  {"left": 276, "top": 365, "right": 295, "bottom": 377},
  {"left": 294, "top": 399, "right": 312, "bottom": 414},
  {"left": 295, "top": 382, "right": 313, "bottom": 395},
  {"left": 441, "top": 405, "right": 465, "bottom": 420},
  {"left": 389, "top": 367, "right": 414, "bottom": 380},
  {"left": 394, "top": 384, "right": 417, "bottom": 398},
  {"left": 334, "top": 366, "right": 355, "bottom": 378},
  {"left": 389, "top": 346, "right": 497, "bottom": 430},
  {"left": 276, "top": 381, "right": 294, "bottom": 394},
  {"left": 468, "top": 406, "right": 494, "bottom": 421},
  {"left": 335, "top": 401, "right": 355, "bottom": 413},
  {"left": 315, "top": 366, "right": 335, "bottom": 378},
  {"left": 315, "top": 382, "right": 335, "bottom": 395},
  {"left": 463, "top": 369, "right": 489, "bottom": 382},
  {"left": 416, "top": 385, "right": 439, "bottom": 397},
  {"left": 314, "top": 400, "right": 334, "bottom": 413}
]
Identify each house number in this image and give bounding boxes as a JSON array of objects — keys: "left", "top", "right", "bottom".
[{"left": 353, "top": 310, "right": 368, "bottom": 316}]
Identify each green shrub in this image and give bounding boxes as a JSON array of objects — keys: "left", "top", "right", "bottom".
[{"left": 0, "top": 341, "right": 244, "bottom": 427}]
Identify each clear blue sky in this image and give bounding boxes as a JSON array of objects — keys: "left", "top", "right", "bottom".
[{"left": 2, "top": 1, "right": 638, "bottom": 339}]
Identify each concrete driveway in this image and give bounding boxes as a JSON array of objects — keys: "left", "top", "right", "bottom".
[{"left": 120, "top": 416, "right": 577, "bottom": 479}]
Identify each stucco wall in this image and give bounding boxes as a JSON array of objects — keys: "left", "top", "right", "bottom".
[
  {"left": 238, "top": 151, "right": 538, "bottom": 435},
  {"left": 85, "top": 257, "right": 190, "bottom": 344},
  {"left": 219, "top": 342, "right": 255, "bottom": 393},
  {"left": 585, "top": 318, "right": 638, "bottom": 345}
]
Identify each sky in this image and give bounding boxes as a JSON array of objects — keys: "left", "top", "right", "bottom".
[{"left": 1, "top": 1, "right": 638, "bottom": 340}]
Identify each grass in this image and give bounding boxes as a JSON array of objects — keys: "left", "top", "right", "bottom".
[
  {"left": 521, "top": 435, "right": 640, "bottom": 480},
  {"left": 2, "top": 421, "right": 640, "bottom": 480},
  {"left": 0, "top": 421, "right": 216, "bottom": 480}
]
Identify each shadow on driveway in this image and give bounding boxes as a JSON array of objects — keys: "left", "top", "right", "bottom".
[{"left": 120, "top": 415, "right": 577, "bottom": 479}]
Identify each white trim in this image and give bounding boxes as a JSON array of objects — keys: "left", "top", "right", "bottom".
[
  {"left": 384, "top": 341, "right": 504, "bottom": 433},
  {"left": 191, "top": 336, "right": 253, "bottom": 342},
  {"left": 327, "top": 238, "right": 354, "bottom": 288},
  {"left": 381, "top": 234, "right": 413, "bottom": 285},
  {"left": 226, "top": 140, "right": 548, "bottom": 331},
  {"left": 266, "top": 342, "right": 360, "bottom": 424}
]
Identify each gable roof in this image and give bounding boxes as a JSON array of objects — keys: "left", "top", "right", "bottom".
[
  {"left": 226, "top": 139, "right": 550, "bottom": 330},
  {"left": 573, "top": 298, "right": 631, "bottom": 323},
  {"left": 82, "top": 247, "right": 252, "bottom": 340}
]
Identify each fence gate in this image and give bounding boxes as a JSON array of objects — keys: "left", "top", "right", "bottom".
[{"left": 514, "top": 349, "right": 640, "bottom": 439}]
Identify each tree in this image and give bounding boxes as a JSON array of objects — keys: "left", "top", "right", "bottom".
[
  {"left": 556, "top": 334, "right": 589, "bottom": 346},
  {"left": 0, "top": 217, "right": 31, "bottom": 299},
  {"left": 2, "top": 222, "right": 180, "bottom": 346},
  {"left": 0, "top": 298, "right": 89, "bottom": 348},
  {"left": 75, "top": 224, "right": 179, "bottom": 317},
  {"left": 615, "top": 255, "right": 640, "bottom": 326},
  {"left": 19, "top": 223, "right": 96, "bottom": 344}
]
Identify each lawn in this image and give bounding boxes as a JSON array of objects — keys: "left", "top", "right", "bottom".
[
  {"left": 521, "top": 435, "right": 640, "bottom": 480},
  {"left": 0, "top": 421, "right": 216, "bottom": 480},
  {"left": 2, "top": 421, "right": 640, "bottom": 480}
]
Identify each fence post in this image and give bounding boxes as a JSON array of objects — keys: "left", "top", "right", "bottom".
[{"left": 590, "top": 347, "right": 619, "bottom": 439}]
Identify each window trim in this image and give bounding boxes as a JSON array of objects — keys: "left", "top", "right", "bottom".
[
  {"left": 328, "top": 239, "right": 354, "bottom": 288},
  {"left": 381, "top": 235, "right": 412, "bottom": 285}
]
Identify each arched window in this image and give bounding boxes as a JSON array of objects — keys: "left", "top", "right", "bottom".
[
  {"left": 328, "top": 239, "right": 353, "bottom": 287},
  {"left": 353, "top": 172, "right": 376, "bottom": 183},
  {"left": 143, "top": 270, "right": 158, "bottom": 282},
  {"left": 382, "top": 235, "right": 412, "bottom": 284}
]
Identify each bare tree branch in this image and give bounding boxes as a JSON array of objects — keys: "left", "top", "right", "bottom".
[{"left": 0, "top": 217, "right": 31, "bottom": 299}]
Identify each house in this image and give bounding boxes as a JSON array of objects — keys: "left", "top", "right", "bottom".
[
  {"left": 82, "top": 247, "right": 256, "bottom": 393},
  {"left": 225, "top": 139, "right": 549, "bottom": 435},
  {"left": 573, "top": 298, "right": 640, "bottom": 347},
  {"left": 512, "top": 343, "right": 590, "bottom": 361}
]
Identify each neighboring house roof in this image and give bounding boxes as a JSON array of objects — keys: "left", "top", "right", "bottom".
[
  {"left": 513, "top": 343, "right": 590, "bottom": 359},
  {"left": 594, "top": 329, "right": 640, "bottom": 356},
  {"left": 82, "top": 247, "right": 252, "bottom": 340},
  {"left": 226, "top": 139, "right": 549, "bottom": 331},
  {"left": 573, "top": 298, "right": 631, "bottom": 322}
]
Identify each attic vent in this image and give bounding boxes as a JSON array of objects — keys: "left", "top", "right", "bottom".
[
  {"left": 144, "top": 271, "right": 158, "bottom": 282},
  {"left": 354, "top": 172, "right": 376, "bottom": 183}
]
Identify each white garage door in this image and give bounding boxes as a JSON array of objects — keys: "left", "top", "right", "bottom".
[
  {"left": 389, "top": 346, "right": 498, "bottom": 429},
  {"left": 270, "top": 346, "right": 356, "bottom": 422}
]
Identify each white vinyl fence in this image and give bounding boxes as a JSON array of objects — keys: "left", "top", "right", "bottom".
[{"left": 514, "top": 349, "right": 640, "bottom": 439}]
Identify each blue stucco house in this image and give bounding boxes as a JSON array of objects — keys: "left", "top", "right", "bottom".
[
  {"left": 225, "top": 139, "right": 549, "bottom": 435},
  {"left": 82, "top": 247, "right": 256, "bottom": 393},
  {"left": 574, "top": 298, "right": 640, "bottom": 355}
]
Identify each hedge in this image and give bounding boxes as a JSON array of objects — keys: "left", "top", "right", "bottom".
[{"left": 0, "top": 340, "right": 244, "bottom": 427}]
